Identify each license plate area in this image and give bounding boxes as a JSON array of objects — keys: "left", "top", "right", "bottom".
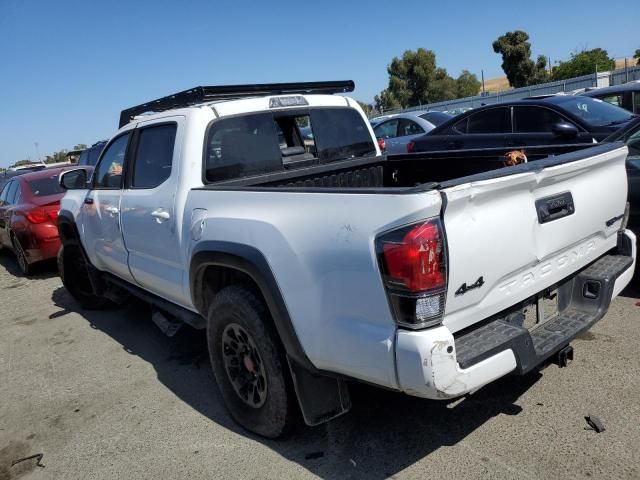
[{"left": 523, "top": 289, "right": 559, "bottom": 331}]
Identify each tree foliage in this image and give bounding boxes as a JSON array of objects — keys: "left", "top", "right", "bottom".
[
  {"left": 374, "top": 48, "right": 481, "bottom": 111},
  {"left": 356, "top": 100, "right": 373, "bottom": 116},
  {"left": 44, "top": 150, "right": 69, "bottom": 164},
  {"left": 456, "top": 70, "right": 482, "bottom": 98},
  {"left": 492, "top": 31, "right": 548, "bottom": 88},
  {"left": 551, "top": 48, "right": 615, "bottom": 80},
  {"left": 73, "top": 143, "right": 87, "bottom": 150},
  {"left": 633, "top": 48, "right": 640, "bottom": 66}
]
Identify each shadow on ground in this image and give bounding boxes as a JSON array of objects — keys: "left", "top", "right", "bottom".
[
  {"left": 51, "top": 286, "right": 543, "bottom": 479},
  {"left": 0, "top": 249, "right": 58, "bottom": 280}
]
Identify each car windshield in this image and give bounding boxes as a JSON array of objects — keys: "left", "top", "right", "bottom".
[
  {"left": 419, "top": 112, "right": 452, "bottom": 126},
  {"left": 27, "top": 175, "right": 65, "bottom": 196},
  {"left": 552, "top": 96, "right": 635, "bottom": 127}
]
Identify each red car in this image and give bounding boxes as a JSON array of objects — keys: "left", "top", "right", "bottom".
[{"left": 0, "top": 167, "right": 76, "bottom": 275}]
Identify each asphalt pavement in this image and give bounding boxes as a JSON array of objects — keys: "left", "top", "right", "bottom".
[{"left": 0, "top": 252, "right": 639, "bottom": 479}]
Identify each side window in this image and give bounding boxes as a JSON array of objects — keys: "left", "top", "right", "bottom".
[
  {"left": 93, "top": 134, "right": 130, "bottom": 189},
  {"left": 467, "top": 108, "right": 511, "bottom": 134},
  {"left": 0, "top": 182, "right": 11, "bottom": 204},
  {"left": 132, "top": 124, "right": 177, "bottom": 189},
  {"left": 397, "top": 119, "right": 425, "bottom": 137},
  {"left": 452, "top": 117, "right": 468, "bottom": 134},
  {"left": 374, "top": 119, "right": 399, "bottom": 139},
  {"left": 77, "top": 150, "right": 89, "bottom": 166},
  {"left": 6, "top": 181, "right": 19, "bottom": 205},
  {"left": 598, "top": 94, "right": 623, "bottom": 108},
  {"left": 633, "top": 92, "right": 640, "bottom": 115},
  {"left": 513, "top": 106, "right": 567, "bottom": 133}
]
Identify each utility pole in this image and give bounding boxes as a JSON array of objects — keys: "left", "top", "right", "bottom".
[
  {"left": 481, "top": 69, "right": 485, "bottom": 94},
  {"left": 34, "top": 142, "right": 41, "bottom": 163}
]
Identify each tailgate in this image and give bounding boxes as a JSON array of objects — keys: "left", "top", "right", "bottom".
[{"left": 440, "top": 144, "right": 629, "bottom": 333}]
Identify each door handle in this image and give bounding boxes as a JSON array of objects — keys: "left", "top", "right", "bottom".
[
  {"left": 447, "top": 141, "right": 462, "bottom": 149},
  {"left": 105, "top": 206, "right": 119, "bottom": 215},
  {"left": 151, "top": 208, "right": 170, "bottom": 222}
]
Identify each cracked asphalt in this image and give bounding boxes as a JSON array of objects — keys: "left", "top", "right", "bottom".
[{"left": 0, "top": 251, "right": 639, "bottom": 479}]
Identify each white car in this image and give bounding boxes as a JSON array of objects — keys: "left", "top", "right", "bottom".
[
  {"left": 57, "top": 81, "right": 635, "bottom": 438},
  {"left": 373, "top": 111, "right": 452, "bottom": 153}
]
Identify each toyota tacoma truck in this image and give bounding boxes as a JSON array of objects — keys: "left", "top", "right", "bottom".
[{"left": 56, "top": 81, "right": 636, "bottom": 438}]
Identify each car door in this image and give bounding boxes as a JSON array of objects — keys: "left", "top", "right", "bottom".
[
  {"left": 392, "top": 118, "right": 426, "bottom": 153},
  {"left": 0, "top": 181, "right": 14, "bottom": 247},
  {"left": 80, "top": 132, "right": 134, "bottom": 281},
  {"left": 509, "top": 106, "right": 592, "bottom": 147},
  {"left": 373, "top": 119, "right": 399, "bottom": 151},
  {"left": 454, "top": 107, "right": 511, "bottom": 149},
  {"left": 119, "top": 119, "right": 185, "bottom": 305}
]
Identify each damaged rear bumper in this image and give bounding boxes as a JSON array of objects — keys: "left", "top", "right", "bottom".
[{"left": 394, "top": 229, "right": 636, "bottom": 400}]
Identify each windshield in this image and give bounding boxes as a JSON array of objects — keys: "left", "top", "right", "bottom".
[
  {"left": 553, "top": 96, "right": 635, "bottom": 127},
  {"left": 419, "top": 112, "right": 452, "bottom": 126},
  {"left": 27, "top": 175, "right": 65, "bottom": 196}
]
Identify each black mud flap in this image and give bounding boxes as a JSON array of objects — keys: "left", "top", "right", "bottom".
[{"left": 287, "top": 358, "right": 352, "bottom": 426}]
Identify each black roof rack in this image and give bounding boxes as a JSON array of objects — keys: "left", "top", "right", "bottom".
[{"left": 119, "top": 80, "right": 355, "bottom": 128}]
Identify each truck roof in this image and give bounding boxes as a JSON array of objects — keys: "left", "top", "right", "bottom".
[{"left": 120, "top": 81, "right": 355, "bottom": 128}]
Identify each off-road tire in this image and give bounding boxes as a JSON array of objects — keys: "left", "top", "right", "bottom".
[
  {"left": 207, "top": 285, "right": 297, "bottom": 438},
  {"left": 58, "top": 243, "right": 110, "bottom": 309}
]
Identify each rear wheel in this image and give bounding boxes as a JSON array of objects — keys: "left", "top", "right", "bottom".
[
  {"left": 58, "top": 243, "right": 110, "bottom": 309},
  {"left": 207, "top": 285, "right": 297, "bottom": 438},
  {"left": 11, "top": 234, "right": 33, "bottom": 276}
]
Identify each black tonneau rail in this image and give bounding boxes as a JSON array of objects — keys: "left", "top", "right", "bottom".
[{"left": 194, "top": 142, "right": 624, "bottom": 194}]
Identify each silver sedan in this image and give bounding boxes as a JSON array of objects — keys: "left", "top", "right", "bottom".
[{"left": 373, "top": 111, "right": 453, "bottom": 153}]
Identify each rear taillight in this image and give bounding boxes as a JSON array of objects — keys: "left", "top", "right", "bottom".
[
  {"left": 377, "top": 219, "right": 447, "bottom": 329},
  {"left": 47, "top": 209, "right": 59, "bottom": 221},
  {"left": 377, "top": 137, "right": 386, "bottom": 152},
  {"left": 25, "top": 209, "right": 49, "bottom": 224},
  {"left": 406, "top": 141, "right": 415, "bottom": 153}
]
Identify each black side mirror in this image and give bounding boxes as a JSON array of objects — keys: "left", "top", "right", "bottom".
[
  {"left": 59, "top": 168, "right": 89, "bottom": 190},
  {"left": 552, "top": 122, "right": 578, "bottom": 138}
]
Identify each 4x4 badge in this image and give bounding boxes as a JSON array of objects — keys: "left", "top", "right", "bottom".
[{"left": 455, "top": 276, "right": 485, "bottom": 296}]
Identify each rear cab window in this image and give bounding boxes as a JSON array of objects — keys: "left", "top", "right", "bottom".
[{"left": 205, "top": 107, "right": 375, "bottom": 182}]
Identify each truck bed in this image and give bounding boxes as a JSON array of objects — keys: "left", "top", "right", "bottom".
[{"left": 201, "top": 142, "right": 605, "bottom": 192}]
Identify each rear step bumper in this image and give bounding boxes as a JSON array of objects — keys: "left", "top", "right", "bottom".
[{"left": 394, "top": 229, "right": 636, "bottom": 400}]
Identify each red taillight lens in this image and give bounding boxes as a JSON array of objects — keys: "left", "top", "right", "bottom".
[
  {"left": 382, "top": 222, "right": 444, "bottom": 291},
  {"left": 407, "top": 141, "right": 415, "bottom": 153},
  {"left": 377, "top": 137, "right": 386, "bottom": 152},
  {"left": 25, "top": 209, "right": 49, "bottom": 224},
  {"left": 377, "top": 219, "right": 447, "bottom": 329},
  {"left": 47, "top": 209, "right": 59, "bottom": 221}
]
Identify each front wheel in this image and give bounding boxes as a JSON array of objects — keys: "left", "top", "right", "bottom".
[
  {"left": 207, "top": 285, "right": 297, "bottom": 438},
  {"left": 58, "top": 243, "right": 110, "bottom": 309}
]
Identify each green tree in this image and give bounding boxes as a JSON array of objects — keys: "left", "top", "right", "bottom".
[
  {"left": 374, "top": 89, "right": 401, "bottom": 112},
  {"left": 13, "top": 160, "right": 32, "bottom": 167},
  {"left": 356, "top": 100, "right": 373, "bottom": 116},
  {"left": 73, "top": 143, "right": 87, "bottom": 150},
  {"left": 44, "top": 150, "right": 69, "bottom": 164},
  {"left": 633, "top": 49, "right": 640, "bottom": 66},
  {"left": 455, "top": 70, "right": 481, "bottom": 98},
  {"left": 492, "top": 31, "right": 548, "bottom": 88},
  {"left": 376, "top": 48, "right": 480, "bottom": 109},
  {"left": 551, "top": 48, "right": 615, "bottom": 80}
]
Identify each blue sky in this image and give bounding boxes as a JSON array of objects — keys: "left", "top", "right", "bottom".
[{"left": 0, "top": 0, "right": 637, "bottom": 166}]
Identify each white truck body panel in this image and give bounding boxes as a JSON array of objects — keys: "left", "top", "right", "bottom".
[{"left": 441, "top": 146, "right": 629, "bottom": 333}]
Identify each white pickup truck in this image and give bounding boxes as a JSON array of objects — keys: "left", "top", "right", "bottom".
[{"left": 57, "top": 81, "right": 636, "bottom": 438}]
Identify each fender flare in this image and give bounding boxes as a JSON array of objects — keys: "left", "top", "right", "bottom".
[{"left": 189, "top": 241, "right": 317, "bottom": 374}]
